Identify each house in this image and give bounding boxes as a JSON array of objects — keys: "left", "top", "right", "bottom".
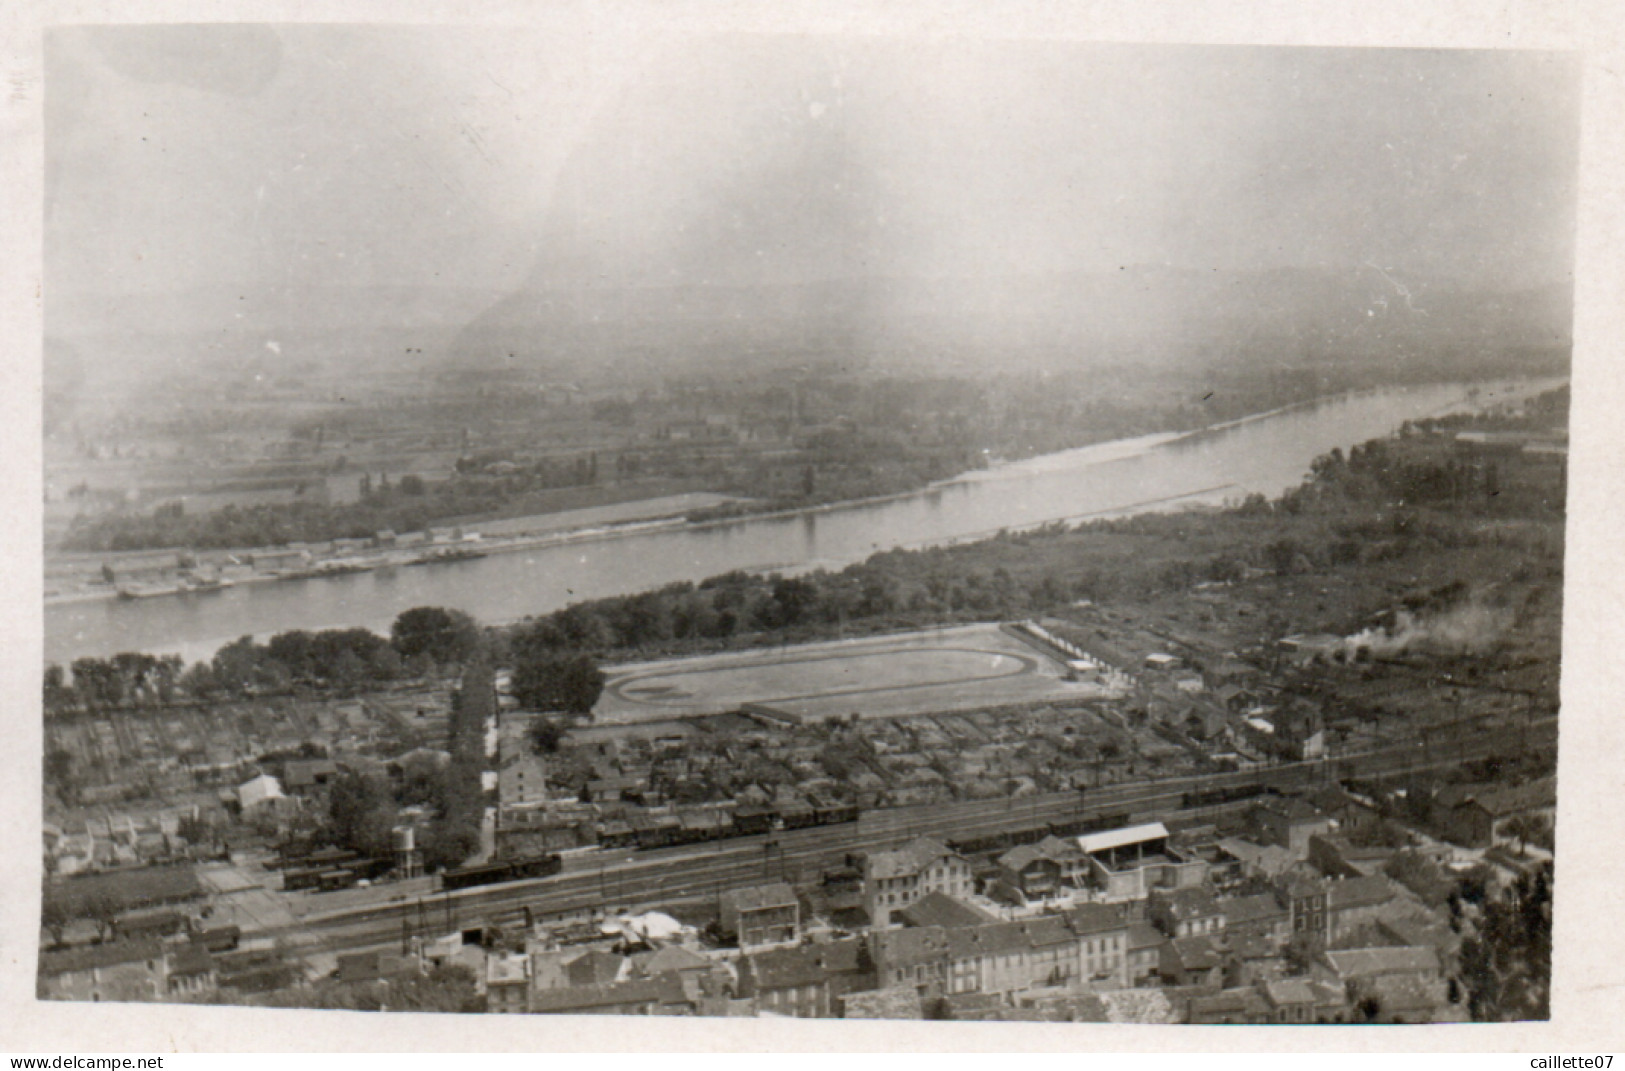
[
  {"left": 994, "top": 843, "right": 1064, "bottom": 902},
  {"left": 564, "top": 949, "right": 626, "bottom": 988},
  {"left": 1311, "top": 944, "right": 1455, "bottom": 1023},
  {"left": 234, "top": 773, "right": 289, "bottom": 815},
  {"left": 1252, "top": 796, "right": 1334, "bottom": 856},
  {"left": 486, "top": 953, "right": 530, "bottom": 1013},
  {"left": 528, "top": 974, "right": 696, "bottom": 1016},
  {"left": 1187, "top": 985, "right": 1271, "bottom": 1024},
  {"left": 1079, "top": 822, "right": 1207, "bottom": 902},
  {"left": 896, "top": 892, "right": 995, "bottom": 930},
  {"left": 1308, "top": 833, "right": 1399, "bottom": 879},
  {"left": 1355, "top": 973, "right": 1463, "bottom": 1024},
  {"left": 739, "top": 945, "right": 832, "bottom": 1018},
  {"left": 1318, "top": 945, "right": 1442, "bottom": 984},
  {"left": 1150, "top": 886, "right": 1225, "bottom": 939},
  {"left": 212, "top": 948, "right": 304, "bottom": 995},
  {"left": 738, "top": 939, "right": 870, "bottom": 1018},
  {"left": 719, "top": 882, "right": 800, "bottom": 951},
  {"left": 627, "top": 945, "right": 715, "bottom": 986},
  {"left": 1433, "top": 777, "right": 1557, "bottom": 849},
  {"left": 1125, "top": 922, "right": 1166, "bottom": 985},
  {"left": 1218, "top": 836, "right": 1296, "bottom": 881},
  {"left": 1259, "top": 977, "right": 1348, "bottom": 1024},
  {"left": 864, "top": 838, "right": 974, "bottom": 929},
  {"left": 873, "top": 925, "right": 951, "bottom": 996},
  {"left": 1327, "top": 875, "right": 1399, "bottom": 941},
  {"left": 336, "top": 951, "right": 421, "bottom": 987},
  {"left": 38, "top": 940, "right": 168, "bottom": 1003},
  {"left": 1278, "top": 872, "right": 1330, "bottom": 942},
  {"left": 1222, "top": 892, "right": 1290, "bottom": 945},
  {"left": 282, "top": 759, "right": 339, "bottom": 797},
  {"left": 841, "top": 986, "right": 924, "bottom": 1019},
  {"left": 497, "top": 749, "right": 550, "bottom": 809},
  {"left": 164, "top": 942, "right": 217, "bottom": 1001},
  {"left": 1158, "top": 935, "right": 1227, "bottom": 988},
  {"left": 1065, "top": 902, "right": 1131, "bottom": 986}
]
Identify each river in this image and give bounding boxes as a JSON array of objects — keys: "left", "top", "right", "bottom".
[{"left": 44, "top": 378, "right": 1561, "bottom": 665}]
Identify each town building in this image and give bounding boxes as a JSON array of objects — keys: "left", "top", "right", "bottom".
[
  {"left": 1079, "top": 823, "right": 1207, "bottom": 902},
  {"left": 1149, "top": 886, "right": 1226, "bottom": 939},
  {"left": 39, "top": 940, "right": 168, "bottom": 1003},
  {"left": 719, "top": 882, "right": 801, "bottom": 952},
  {"left": 864, "top": 838, "right": 974, "bottom": 929}
]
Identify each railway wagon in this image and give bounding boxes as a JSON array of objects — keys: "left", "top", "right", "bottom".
[
  {"left": 281, "top": 867, "right": 326, "bottom": 892},
  {"left": 440, "top": 853, "right": 562, "bottom": 892},
  {"left": 812, "top": 801, "right": 860, "bottom": 826}
]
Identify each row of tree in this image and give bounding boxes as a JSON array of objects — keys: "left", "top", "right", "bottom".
[{"left": 44, "top": 608, "right": 483, "bottom": 720}]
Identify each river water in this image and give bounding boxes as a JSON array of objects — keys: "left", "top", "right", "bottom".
[{"left": 44, "top": 378, "right": 1559, "bottom": 664}]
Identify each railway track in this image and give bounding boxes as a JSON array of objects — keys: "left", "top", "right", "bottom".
[{"left": 290, "top": 716, "right": 1555, "bottom": 958}]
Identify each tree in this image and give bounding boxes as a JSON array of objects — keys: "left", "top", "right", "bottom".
[
  {"left": 528, "top": 718, "right": 565, "bottom": 755},
  {"left": 82, "top": 890, "right": 122, "bottom": 942},
  {"left": 391, "top": 607, "right": 481, "bottom": 665},
  {"left": 511, "top": 652, "right": 605, "bottom": 716},
  {"left": 1500, "top": 815, "right": 1546, "bottom": 857},
  {"left": 326, "top": 771, "right": 397, "bottom": 857},
  {"left": 41, "top": 889, "right": 71, "bottom": 947},
  {"left": 1459, "top": 860, "right": 1553, "bottom": 1021},
  {"left": 44, "top": 747, "right": 77, "bottom": 804}
]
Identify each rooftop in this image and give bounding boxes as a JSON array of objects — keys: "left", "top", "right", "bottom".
[
  {"left": 1324, "top": 946, "right": 1441, "bottom": 980},
  {"left": 722, "top": 881, "right": 798, "bottom": 913},
  {"left": 867, "top": 837, "right": 958, "bottom": 881},
  {"left": 41, "top": 939, "right": 166, "bottom": 977},
  {"left": 897, "top": 892, "right": 995, "bottom": 930},
  {"left": 1078, "top": 822, "right": 1169, "bottom": 856}
]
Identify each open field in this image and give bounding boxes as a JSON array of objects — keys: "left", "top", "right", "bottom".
[{"left": 595, "top": 622, "right": 1109, "bottom": 723}]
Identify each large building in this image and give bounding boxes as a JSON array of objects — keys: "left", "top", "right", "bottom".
[
  {"left": 864, "top": 838, "right": 974, "bottom": 929},
  {"left": 1078, "top": 822, "right": 1207, "bottom": 902},
  {"left": 719, "top": 882, "right": 801, "bottom": 952}
]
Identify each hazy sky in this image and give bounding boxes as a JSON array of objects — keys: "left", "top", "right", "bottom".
[{"left": 46, "top": 27, "right": 1579, "bottom": 321}]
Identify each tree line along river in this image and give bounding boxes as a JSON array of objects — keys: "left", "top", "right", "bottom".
[{"left": 43, "top": 377, "right": 1562, "bottom": 666}]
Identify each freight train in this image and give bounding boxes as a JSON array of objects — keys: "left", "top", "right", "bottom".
[
  {"left": 598, "top": 800, "right": 861, "bottom": 852},
  {"left": 440, "top": 853, "right": 563, "bottom": 892}
]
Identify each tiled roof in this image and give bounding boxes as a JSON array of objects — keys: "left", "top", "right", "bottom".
[
  {"left": 876, "top": 925, "right": 949, "bottom": 967},
  {"left": 946, "top": 921, "right": 1031, "bottom": 960},
  {"left": 40, "top": 939, "right": 165, "bottom": 977},
  {"left": 169, "top": 944, "right": 215, "bottom": 978},
  {"left": 1065, "top": 902, "right": 1128, "bottom": 937},
  {"left": 1324, "top": 946, "right": 1441, "bottom": 980},
  {"left": 897, "top": 892, "right": 994, "bottom": 930},
  {"left": 997, "top": 843, "right": 1054, "bottom": 872},
  {"left": 1126, "top": 922, "right": 1166, "bottom": 952},
  {"left": 1263, "top": 977, "right": 1318, "bottom": 1006},
  {"left": 722, "top": 882, "right": 798, "bottom": 913},
  {"left": 1469, "top": 777, "right": 1557, "bottom": 817},
  {"left": 867, "top": 838, "right": 957, "bottom": 881},
  {"left": 1328, "top": 875, "right": 1395, "bottom": 912},
  {"left": 842, "top": 985, "right": 924, "bottom": 1019},
  {"left": 1167, "top": 935, "right": 1224, "bottom": 971},
  {"left": 634, "top": 945, "right": 711, "bottom": 976},
  {"left": 745, "top": 946, "right": 830, "bottom": 991},
  {"left": 529, "top": 974, "right": 689, "bottom": 1014},
  {"left": 565, "top": 949, "right": 625, "bottom": 987},
  {"left": 1022, "top": 916, "right": 1075, "bottom": 949},
  {"left": 1159, "top": 886, "right": 1221, "bottom": 920},
  {"left": 1223, "top": 893, "right": 1287, "bottom": 926}
]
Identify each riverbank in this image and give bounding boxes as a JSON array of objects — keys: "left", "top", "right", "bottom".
[{"left": 44, "top": 376, "right": 1564, "bottom": 666}]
